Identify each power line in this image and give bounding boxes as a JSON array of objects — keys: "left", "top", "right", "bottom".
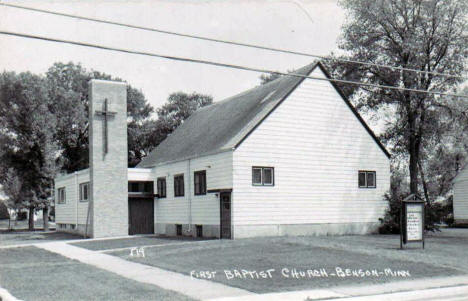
[
  {"left": 1, "top": 30, "right": 466, "bottom": 99},
  {"left": 1, "top": 2, "right": 466, "bottom": 81}
]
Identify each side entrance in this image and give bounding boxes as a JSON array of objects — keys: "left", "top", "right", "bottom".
[
  {"left": 220, "top": 192, "right": 231, "bottom": 239},
  {"left": 128, "top": 197, "right": 154, "bottom": 235}
]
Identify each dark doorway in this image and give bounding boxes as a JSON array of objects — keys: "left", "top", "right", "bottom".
[
  {"left": 128, "top": 197, "right": 154, "bottom": 235},
  {"left": 220, "top": 192, "right": 231, "bottom": 239}
]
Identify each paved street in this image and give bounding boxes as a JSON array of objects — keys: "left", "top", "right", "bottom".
[{"left": 325, "top": 285, "right": 468, "bottom": 301}]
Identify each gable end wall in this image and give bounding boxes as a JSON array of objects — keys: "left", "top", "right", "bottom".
[{"left": 232, "top": 67, "right": 390, "bottom": 238}]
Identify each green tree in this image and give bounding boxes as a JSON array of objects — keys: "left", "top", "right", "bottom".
[
  {"left": 46, "top": 62, "right": 154, "bottom": 170},
  {"left": 144, "top": 92, "right": 213, "bottom": 151},
  {"left": 0, "top": 72, "right": 59, "bottom": 230},
  {"left": 417, "top": 87, "right": 468, "bottom": 202},
  {"left": 336, "top": 0, "right": 468, "bottom": 196}
]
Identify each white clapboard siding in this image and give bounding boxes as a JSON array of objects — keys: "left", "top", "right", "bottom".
[
  {"left": 154, "top": 151, "right": 232, "bottom": 226},
  {"left": 232, "top": 67, "right": 390, "bottom": 225},
  {"left": 454, "top": 165, "right": 468, "bottom": 220},
  {"left": 55, "top": 169, "right": 90, "bottom": 224},
  {"left": 128, "top": 168, "right": 154, "bottom": 181}
]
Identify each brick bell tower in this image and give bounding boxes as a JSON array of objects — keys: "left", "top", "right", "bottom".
[{"left": 88, "top": 79, "right": 128, "bottom": 238}]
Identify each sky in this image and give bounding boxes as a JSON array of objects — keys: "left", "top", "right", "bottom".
[{"left": 0, "top": 0, "right": 346, "bottom": 112}]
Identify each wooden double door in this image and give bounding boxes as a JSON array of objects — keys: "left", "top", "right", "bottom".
[{"left": 128, "top": 197, "right": 154, "bottom": 235}]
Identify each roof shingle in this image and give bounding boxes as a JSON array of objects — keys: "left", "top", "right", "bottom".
[{"left": 137, "top": 61, "right": 390, "bottom": 167}]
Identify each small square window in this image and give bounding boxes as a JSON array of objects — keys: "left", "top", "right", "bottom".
[
  {"left": 358, "top": 171, "right": 376, "bottom": 188},
  {"left": 252, "top": 167, "right": 274, "bottom": 186}
]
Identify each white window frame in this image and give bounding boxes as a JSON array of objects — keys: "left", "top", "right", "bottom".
[
  {"left": 358, "top": 171, "right": 376, "bottom": 188},
  {"left": 57, "top": 187, "right": 66, "bottom": 204},
  {"left": 79, "top": 182, "right": 89, "bottom": 202},
  {"left": 252, "top": 167, "right": 263, "bottom": 186},
  {"left": 174, "top": 174, "right": 185, "bottom": 197},
  {"left": 252, "top": 167, "right": 274, "bottom": 186},
  {"left": 157, "top": 177, "right": 166, "bottom": 198},
  {"left": 262, "top": 167, "right": 274, "bottom": 186}
]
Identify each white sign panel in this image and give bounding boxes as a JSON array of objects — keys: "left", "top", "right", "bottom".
[{"left": 406, "top": 204, "right": 423, "bottom": 241}]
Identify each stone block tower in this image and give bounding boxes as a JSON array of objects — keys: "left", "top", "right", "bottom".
[{"left": 88, "top": 80, "right": 128, "bottom": 238}]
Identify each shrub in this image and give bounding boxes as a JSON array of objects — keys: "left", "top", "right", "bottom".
[
  {"left": 379, "top": 193, "right": 454, "bottom": 234},
  {"left": 378, "top": 193, "right": 401, "bottom": 234}
]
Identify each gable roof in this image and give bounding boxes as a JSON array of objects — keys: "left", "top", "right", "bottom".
[{"left": 138, "top": 61, "right": 390, "bottom": 168}]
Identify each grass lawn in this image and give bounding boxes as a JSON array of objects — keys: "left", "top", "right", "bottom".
[
  {"left": 0, "top": 231, "right": 81, "bottom": 247},
  {"left": 0, "top": 246, "right": 193, "bottom": 301},
  {"left": 71, "top": 235, "right": 210, "bottom": 251},
  {"left": 108, "top": 229, "right": 468, "bottom": 293}
]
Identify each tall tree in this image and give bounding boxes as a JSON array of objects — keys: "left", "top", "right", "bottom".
[
  {"left": 417, "top": 87, "right": 468, "bottom": 202},
  {"left": 147, "top": 92, "right": 213, "bottom": 148},
  {"left": 335, "top": 0, "right": 467, "bottom": 195},
  {"left": 0, "top": 72, "right": 59, "bottom": 230},
  {"left": 46, "top": 62, "right": 154, "bottom": 170}
]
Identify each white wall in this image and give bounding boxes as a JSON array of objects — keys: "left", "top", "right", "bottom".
[
  {"left": 454, "top": 165, "right": 468, "bottom": 221},
  {"left": 128, "top": 168, "right": 153, "bottom": 181},
  {"left": 232, "top": 67, "right": 390, "bottom": 228},
  {"left": 153, "top": 151, "right": 232, "bottom": 230},
  {"left": 54, "top": 169, "right": 90, "bottom": 225}
]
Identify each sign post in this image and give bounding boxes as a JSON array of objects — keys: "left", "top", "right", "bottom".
[{"left": 400, "top": 194, "right": 425, "bottom": 249}]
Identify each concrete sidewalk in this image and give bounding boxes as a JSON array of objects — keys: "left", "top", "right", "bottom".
[
  {"left": 37, "top": 241, "right": 252, "bottom": 300},
  {"left": 208, "top": 284, "right": 468, "bottom": 301}
]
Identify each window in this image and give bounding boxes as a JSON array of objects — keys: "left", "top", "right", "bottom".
[
  {"left": 157, "top": 177, "right": 166, "bottom": 198},
  {"left": 130, "top": 182, "right": 140, "bottom": 192},
  {"left": 128, "top": 182, "right": 153, "bottom": 194},
  {"left": 176, "top": 224, "right": 182, "bottom": 236},
  {"left": 252, "top": 167, "right": 274, "bottom": 186},
  {"left": 194, "top": 170, "right": 206, "bottom": 195},
  {"left": 358, "top": 171, "right": 376, "bottom": 188},
  {"left": 196, "top": 225, "right": 203, "bottom": 238},
  {"left": 174, "top": 174, "right": 184, "bottom": 197},
  {"left": 79, "top": 182, "right": 89, "bottom": 202},
  {"left": 57, "top": 187, "right": 66, "bottom": 204}
]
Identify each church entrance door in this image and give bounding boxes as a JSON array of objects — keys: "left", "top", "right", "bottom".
[{"left": 128, "top": 197, "right": 154, "bottom": 235}]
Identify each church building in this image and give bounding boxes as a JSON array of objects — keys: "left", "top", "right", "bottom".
[{"left": 54, "top": 61, "right": 391, "bottom": 239}]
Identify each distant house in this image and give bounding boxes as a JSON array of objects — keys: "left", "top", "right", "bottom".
[
  {"left": 55, "top": 61, "right": 391, "bottom": 239},
  {"left": 453, "top": 163, "right": 468, "bottom": 224}
]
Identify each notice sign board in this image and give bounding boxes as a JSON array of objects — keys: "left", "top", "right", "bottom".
[
  {"left": 400, "top": 195, "right": 425, "bottom": 249},
  {"left": 405, "top": 203, "right": 423, "bottom": 241}
]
